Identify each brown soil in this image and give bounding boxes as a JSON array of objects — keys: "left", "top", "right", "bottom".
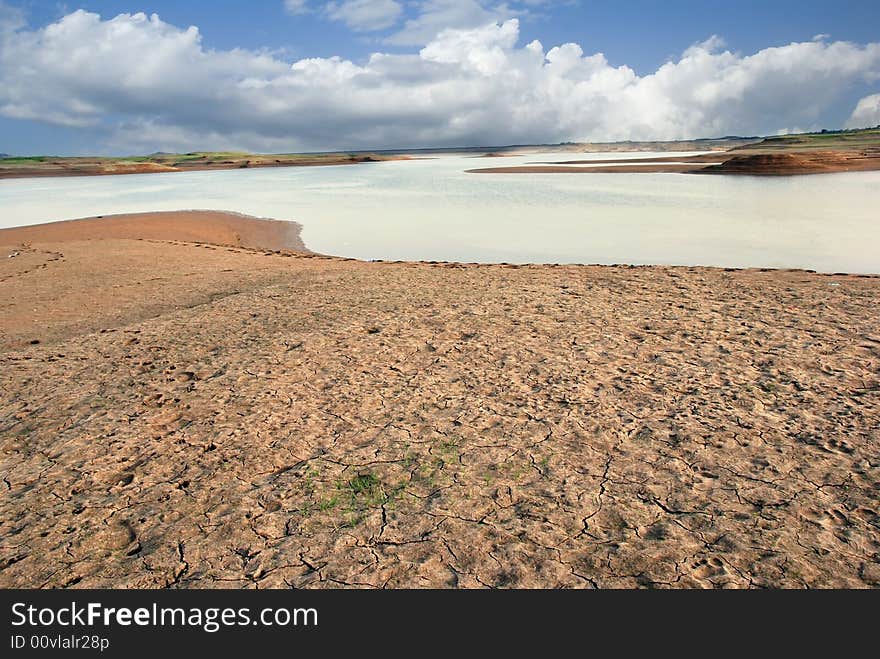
[
  {"left": 534, "top": 154, "right": 726, "bottom": 166},
  {"left": 0, "top": 154, "right": 406, "bottom": 180},
  {"left": 468, "top": 164, "right": 709, "bottom": 174},
  {"left": 0, "top": 211, "right": 306, "bottom": 252},
  {"left": 468, "top": 149, "right": 880, "bottom": 176},
  {"left": 697, "top": 151, "right": 880, "bottom": 175},
  {"left": 1, "top": 214, "right": 879, "bottom": 588}
]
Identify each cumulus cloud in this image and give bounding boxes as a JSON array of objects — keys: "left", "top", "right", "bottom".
[
  {"left": 846, "top": 93, "right": 880, "bottom": 128},
  {"left": 1, "top": 9, "right": 879, "bottom": 152},
  {"left": 283, "top": 0, "right": 548, "bottom": 41},
  {"left": 386, "top": 0, "right": 516, "bottom": 46},
  {"left": 0, "top": 0, "right": 23, "bottom": 34},
  {"left": 283, "top": 0, "right": 310, "bottom": 15},
  {"left": 282, "top": 1, "right": 559, "bottom": 44},
  {"left": 326, "top": 0, "right": 403, "bottom": 32},
  {"left": 421, "top": 19, "right": 519, "bottom": 74}
]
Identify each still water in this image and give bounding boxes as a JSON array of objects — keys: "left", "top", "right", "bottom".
[{"left": 1, "top": 151, "right": 878, "bottom": 273}]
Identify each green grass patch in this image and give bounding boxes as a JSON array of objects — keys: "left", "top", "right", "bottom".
[
  {"left": 344, "top": 472, "right": 405, "bottom": 515},
  {"left": 0, "top": 156, "right": 49, "bottom": 163},
  {"left": 299, "top": 469, "right": 408, "bottom": 526}
]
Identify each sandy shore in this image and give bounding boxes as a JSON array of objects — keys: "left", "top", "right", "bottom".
[
  {"left": 0, "top": 212, "right": 308, "bottom": 348},
  {"left": 1, "top": 213, "right": 879, "bottom": 588},
  {"left": 468, "top": 152, "right": 880, "bottom": 175},
  {"left": 0, "top": 210, "right": 307, "bottom": 252},
  {"left": 468, "top": 142, "right": 880, "bottom": 175},
  {"left": 468, "top": 164, "right": 710, "bottom": 174}
]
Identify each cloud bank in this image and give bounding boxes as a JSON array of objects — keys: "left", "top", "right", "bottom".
[
  {"left": 1, "top": 9, "right": 879, "bottom": 152},
  {"left": 325, "top": 1, "right": 403, "bottom": 32},
  {"left": 846, "top": 93, "right": 880, "bottom": 128},
  {"left": 285, "top": 0, "right": 557, "bottom": 43}
]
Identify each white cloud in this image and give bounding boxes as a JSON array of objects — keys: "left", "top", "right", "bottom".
[
  {"left": 385, "top": 1, "right": 567, "bottom": 46},
  {"left": 283, "top": 0, "right": 310, "bottom": 15},
  {"left": 285, "top": 0, "right": 543, "bottom": 40},
  {"left": 281, "top": 1, "right": 568, "bottom": 42},
  {"left": 421, "top": 19, "right": 519, "bottom": 74},
  {"left": 2, "top": 10, "right": 879, "bottom": 153},
  {"left": 846, "top": 93, "right": 880, "bottom": 128},
  {"left": 0, "top": 0, "right": 24, "bottom": 33},
  {"left": 683, "top": 35, "right": 726, "bottom": 58},
  {"left": 386, "top": 0, "right": 514, "bottom": 46},
  {"left": 325, "top": 0, "right": 403, "bottom": 32}
]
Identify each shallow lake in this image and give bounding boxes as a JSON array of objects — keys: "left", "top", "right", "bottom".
[{"left": 2, "top": 151, "right": 879, "bottom": 273}]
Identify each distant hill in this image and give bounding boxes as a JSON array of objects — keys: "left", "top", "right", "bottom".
[
  {"left": 0, "top": 154, "right": 9, "bottom": 159},
  {"left": 3, "top": 126, "right": 879, "bottom": 179}
]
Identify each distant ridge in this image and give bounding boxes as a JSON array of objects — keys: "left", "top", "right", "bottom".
[{"left": 3, "top": 126, "right": 879, "bottom": 178}]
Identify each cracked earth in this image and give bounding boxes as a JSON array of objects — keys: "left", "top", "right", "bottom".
[{"left": 1, "top": 237, "right": 879, "bottom": 588}]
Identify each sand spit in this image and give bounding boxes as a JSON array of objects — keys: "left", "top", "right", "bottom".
[
  {"left": 467, "top": 151, "right": 880, "bottom": 175},
  {"left": 468, "top": 164, "right": 710, "bottom": 174},
  {"left": 0, "top": 212, "right": 308, "bottom": 348},
  {"left": 1, "top": 214, "right": 879, "bottom": 588},
  {"left": 0, "top": 211, "right": 307, "bottom": 252},
  {"left": 697, "top": 151, "right": 880, "bottom": 175}
]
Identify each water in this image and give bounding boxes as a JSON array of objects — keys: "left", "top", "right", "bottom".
[{"left": 1, "top": 151, "right": 878, "bottom": 273}]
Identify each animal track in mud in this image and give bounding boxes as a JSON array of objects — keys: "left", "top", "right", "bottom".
[
  {"left": 796, "top": 433, "right": 856, "bottom": 456},
  {"left": 690, "top": 556, "right": 728, "bottom": 581},
  {"left": 823, "top": 508, "right": 850, "bottom": 529},
  {"left": 0, "top": 247, "right": 64, "bottom": 283},
  {"left": 823, "top": 438, "right": 854, "bottom": 455}
]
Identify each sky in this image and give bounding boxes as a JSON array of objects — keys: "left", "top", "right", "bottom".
[{"left": 1, "top": 1, "right": 879, "bottom": 155}]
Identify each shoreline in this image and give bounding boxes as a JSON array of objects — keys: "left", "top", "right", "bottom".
[
  {"left": 1, "top": 216, "right": 877, "bottom": 589},
  {"left": 2, "top": 209, "right": 878, "bottom": 276},
  {"left": 0, "top": 210, "right": 308, "bottom": 253},
  {"left": 0, "top": 153, "right": 409, "bottom": 181},
  {"left": 467, "top": 150, "right": 880, "bottom": 175},
  {"left": 5, "top": 129, "right": 879, "bottom": 180}
]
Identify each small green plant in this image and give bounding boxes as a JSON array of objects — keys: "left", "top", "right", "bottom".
[
  {"left": 438, "top": 438, "right": 459, "bottom": 454},
  {"left": 401, "top": 451, "right": 419, "bottom": 469},
  {"left": 303, "top": 472, "right": 409, "bottom": 527},
  {"left": 342, "top": 472, "right": 405, "bottom": 510},
  {"left": 348, "top": 473, "right": 379, "bottom": 495}
]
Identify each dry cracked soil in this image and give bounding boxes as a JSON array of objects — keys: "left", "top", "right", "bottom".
[{"left": 1, "top": 235, "right": 879, "bottom": 588}]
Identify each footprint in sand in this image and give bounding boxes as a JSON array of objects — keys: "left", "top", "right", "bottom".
[
  {"left": 822, "top": 438, "right": 854, "bottom": 455},
  {"left": 692, "top": 466, "right": 720, "bottom": 490},
  {"left": 691, "top": 556, "right": 728, "bottom": 581},
  {"left": 818, "top": 507, "right": 855, "bottom": 545}
]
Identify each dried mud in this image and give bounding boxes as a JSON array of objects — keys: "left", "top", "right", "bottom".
[{"left": 1, "top": 231, "right": 879, "bottom": 589}]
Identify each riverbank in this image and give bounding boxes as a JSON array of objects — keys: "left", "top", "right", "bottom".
[
  {"left": 467, "top": 128, "right": 880, "bottom": 175},
  {"left": 1, "top": 212, "right": 878, "bottom": 588},
  {"left": 0, "top": 152, "right": 407, "bottom": 180},
  {"left": 0, "top": 210, "right": 307, "bottom": 252},
  {"left": 468, "top": 150, "right": 880, "bottom": 175}
]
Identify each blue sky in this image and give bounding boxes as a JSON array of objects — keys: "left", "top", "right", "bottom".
[
  {"left": 17, "top": 1, "right": 880, "bottom": 72},
  {"left": 2, "top": 1, "right": 879, "bottom": 154}
]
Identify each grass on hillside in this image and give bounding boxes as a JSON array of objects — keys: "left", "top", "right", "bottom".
[{"left": 4, "top": 126, "right": 879, "bottom": 164}]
